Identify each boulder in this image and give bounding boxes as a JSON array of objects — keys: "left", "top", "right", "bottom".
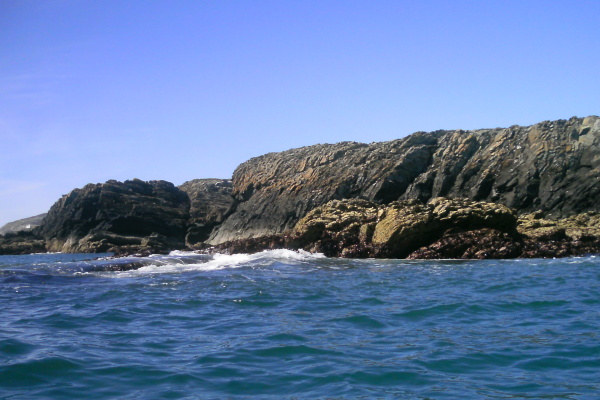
[{"left": 282, "top": 197, "right": 519, "bottom": 258}]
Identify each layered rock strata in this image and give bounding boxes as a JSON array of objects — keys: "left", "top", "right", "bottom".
[
  {"left": 209, "top": 116, "right": 600, "bottom": 244},
  {"left": 179, "top": 179, "right": 234, "bottom": 246},
  {"left": 26, "top": 178, "right": 232, "bottom": 255},
  {"left": 36, "top": 179, "right": 191, "bottom": 254},
  {"left": 0, "top": 115, "right": 598, "bottom": 259}
]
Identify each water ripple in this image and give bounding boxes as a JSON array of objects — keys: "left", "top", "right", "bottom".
[{"left": 0, "top": 253, "right": 599, "bottom": 398}]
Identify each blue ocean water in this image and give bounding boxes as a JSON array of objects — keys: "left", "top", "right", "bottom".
[{"left": 1, "top": 251, "right": 599, "bottom": 399}]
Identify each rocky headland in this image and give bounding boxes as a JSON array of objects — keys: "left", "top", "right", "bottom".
[
  {"left": 0, "top": 178, "right": 232, "bottom": 256},
  {"left": 0, "top": 213, "right": 46, "bottom": 235},
  {"left": 1, "top": 115, "right": 598, "bottom": 259}
]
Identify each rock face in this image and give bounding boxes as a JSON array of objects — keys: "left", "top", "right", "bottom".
[
  {"left": 1, "top": 115, "right": 598, "bottom": 259},
  {"left": 36, "top": 179, "right": 191, "bottom": 254},
  {"left": 516, "top": 211, "right": 600, "bottom": 258},
  {"left": 212, "top": 198, "right": 600, "bottom": 259},
  {"left": 20, "top": 178, "right": 234, "bottom": 255},
  {"left": 287, "top": 198, "right": 518, "bottom": 258},
  {"left": 208, "top": 116, "right": 600, "bottom": 244},
  {"left": 0, "top": 214, "right": 47, "bottom": 235},
  {"left": 178, "top": 179, "right": 234, "bottom": 246},
  {"left": 0, "top": 231, "right": 46, "bottom": 255}
]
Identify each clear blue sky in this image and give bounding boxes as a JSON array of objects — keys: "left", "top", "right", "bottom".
[{"left": 1, "top": 0, "right": 599, "bottom": 227}]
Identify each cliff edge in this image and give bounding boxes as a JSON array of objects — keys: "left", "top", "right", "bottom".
[{"left": 208, "top": 116, "right": 600, "bottom": 244}]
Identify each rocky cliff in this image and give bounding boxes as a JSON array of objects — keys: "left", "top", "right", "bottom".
[
  {"left": 31, "top": 178, "right": 232, "bottom": 254},
  {"left": 208, "top": 116, "right": 600, "bottom": 244},
  {"left": 37, "top": 179, "right": 190, "bottom": 253},
  {"left": 179, "top": 179, "right": 234, "bottom": 246},
  {"left": 1, "top": 115, "right": 598, "bottom": 258}
]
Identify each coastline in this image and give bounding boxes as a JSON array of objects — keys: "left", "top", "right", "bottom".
[{"left": 1, "top": 116, "right": 599, "bottom": 260}]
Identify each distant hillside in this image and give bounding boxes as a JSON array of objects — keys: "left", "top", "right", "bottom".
[{"left": 0, "top": 214, "right": 47, "bottom": 235}]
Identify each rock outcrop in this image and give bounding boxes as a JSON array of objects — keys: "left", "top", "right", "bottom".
[
  {"left": 35, "top": 179, "right": 191, "bottom": 254},
  {"left": 15, "top": 178, "right": 234, "bottom": 255},
  {"left": 287, "top": 198, "right": 518, "bottom": 258},
  {"left": 178, "top": 179, "right": 234, "bottom": 246},
  {"left": 1, "top": 115, "right": 598, "bottom": 259},
  {"left": 209, "top": 116, "right": 600, "bottom": 244},
  {"left": 0, "top": 231, "right": 47, "bottom": 255},
  {"left": 211, "top": 198, "right": 600, "bottom": 259}
]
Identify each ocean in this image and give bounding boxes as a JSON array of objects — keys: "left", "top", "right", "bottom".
[{"left": 1, "top": 251, "right": 599, "bottom": 399}]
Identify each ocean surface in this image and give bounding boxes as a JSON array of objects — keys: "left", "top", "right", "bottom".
[{"left": 1, "top": 251, "right": 599, "bottom": 399}]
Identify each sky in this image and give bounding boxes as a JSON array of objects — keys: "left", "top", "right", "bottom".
[{"left": 1, "top": 0, "right": 599, "bottom": 227}]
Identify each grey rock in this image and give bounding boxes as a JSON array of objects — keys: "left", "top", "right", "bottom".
[
  {"left": 208, "top": 116, "right": 600, "bottom": 244},
  {"left": 178, "top": 179, "right": 233, "bottom": 246},
  {"left": 36, "top": 179, "right": 190, "bottom": 253}
]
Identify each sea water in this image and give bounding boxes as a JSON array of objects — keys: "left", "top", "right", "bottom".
[{"left": 1, "top": 251, "right": 599, "bottom": 399}]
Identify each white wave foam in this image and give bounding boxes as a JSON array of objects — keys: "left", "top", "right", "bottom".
[
  {"left": 111, "top": 249, "right": 325, "bottom": 278},
  {"left": 167, "top": 250, "right": 200, "bottom": 256}
]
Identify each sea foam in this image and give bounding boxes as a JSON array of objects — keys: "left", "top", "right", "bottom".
[{"left": 112, "top": 249, "right": 325, "bottom": 277}]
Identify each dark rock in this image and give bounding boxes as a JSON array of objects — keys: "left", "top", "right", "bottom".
[
  {"left": 35, "top": 179, "right": 190, "bottom": 254},
  {"left": 208, "top": 116, "right": 600, "bottom": 245},
  {"left": 209, "top": 235, "right": 287, "bottom": 255},
  {"left": 211, "top": 196, "right": 600, "bottom": 259},
  {"left": 178, "top": 179, "right": 233, "bottom": 246},
  {"left": 0, "top": 231, "right": 47, "bottom": 255},
  {"left": 407, "top": 229, "right": 523, "bottom": 259}
]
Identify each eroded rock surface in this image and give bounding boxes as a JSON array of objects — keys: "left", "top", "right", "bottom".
[
  {"left": 0, "top": 231, "right": 47, "bottom": 255},
  {"left": 212, "top": 198, "right": 522, "bottom": 258},
  {"left": 209, "top": 116, "right": 600, "bottom": 245},
  {"left": 212, "top": 197, "right": 599, "bottom": 259},
  {"left": 36, "top": 179, "right": 190, "bottom": 254},
  {"left": 293, "top": 198, "right": 518, "bottom": 258},
  {"left": 178, "top": 179, "right": 233, "bottom": 246},
  {"left": 1, "top": 116, "right": 598, "bottom": 259}
]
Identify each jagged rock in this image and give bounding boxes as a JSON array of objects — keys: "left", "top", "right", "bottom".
[
  {"left": 0, "top": 178, "right": 233, "bottom": 255},
  {"left": 409, "top": 209, "right": 600, "bottom": 259},
  {"left": 292, "top": 199, "right": 379, "bottom": 246},
  {"left": 0, "top": 214, "right": 47, "bottom": 235},
  {"left": 3, "top": 116, "right": 598, "bottom": 259},
  {"left": 211, "top": 196, "right": 597, "bottom": 259},
  {"left": 208, "top": 116, "right": 600, "bottom": 245},
  {"left": 407, "top": 229, "right": 523, "bottom": 259},
  {"left": 429, "top": 197, "right": 517, "bottom": 231},
  {"left": 36, "top": 179, "right": 190, "bottom": 254},
  {"left": 178, "top": 179, "right": 233, "bottom": 246}
]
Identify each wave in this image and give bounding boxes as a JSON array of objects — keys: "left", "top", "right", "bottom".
[
  {"left": 1, "top": 249, "right": 327, "bottom": 281},
  {"left": 111, "top": 249, "right": 326, "bottom": 277}
]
